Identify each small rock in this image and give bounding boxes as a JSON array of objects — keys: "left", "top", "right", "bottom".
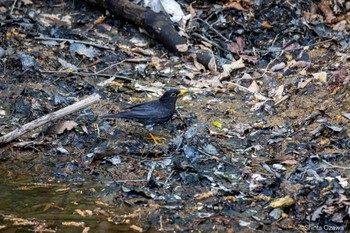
[
  {"left": 269, "top": 208, "right": 283, "bottom": 220},
  {"left": 183, "top": 145, "right": 198, "bottom": 158},
  {"left": 239, "top": 220, "right": 251, "bottom": 227},
  {"left": 19, "top": 53, "right": 37, "bottom": 70},
  {"left": 272, "top": 164, "right": 286, "bottom": 171},
  {"left": 184, "top": 126, "right": 198, "bottom": 139},
  {"left": 108, "top": 156, "right": 122, "bottom": 165},
  {"left": 56, "top": 147, "right": 69, "bottom": 154},
  {"left": 0, "top": 47, "right": 5, "bottom": 58},
  {"left": 203, "top": 144, "right": 218, "bottom": 155},
  {"left": 85, "top": 153, "right": 94, "bottom": 158}
]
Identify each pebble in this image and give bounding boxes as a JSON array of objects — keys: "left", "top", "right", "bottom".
[{"left": 203, "top": 144, "right": 218, "bottom": 155}]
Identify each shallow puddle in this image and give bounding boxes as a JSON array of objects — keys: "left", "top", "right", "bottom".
[{"left": 0, "top": 164, "right": 131, "bottom": 232}]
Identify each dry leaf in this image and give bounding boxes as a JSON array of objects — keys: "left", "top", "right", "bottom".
[
  {"left": 270, "top": 62, "right": 286, "bottom": 72},
  {"left": 271, "top": 85, "right": 284, "bottom": 101},
  {"left": 21, "top": 0, "right": 33, "bottom": 5},
  {"left": 281, "top": 160, "right": 299, "bottom": 165},
  {"left": 247, "top": 80, "right": 259, "bottom": 93},
  {"left": 130, "top": 225, "right": 143, "bottom": 232},
  {"left": 262, "top": 21, "right": 273, "bottom": 29},
  {"left": 62, "top": 221, "right": 85, "bottom": 227},
  {"left": 318, "top": 0, "right": 335, "bottom": 23},
  {"left": 240, "top": 54, "right": 258, "bottom": 64},
  {"left": 195, "top": 190, "right": 217, "bottom": 200},
  {"left": 176, "top": 43, "right": 188, "bottom": 52},
  {"left": 134, "top": 82, "right": 165, "bottom": 96},
  {"left": 52, "top": 121, "right": 78, "bottom": 135},
  {"left": 313, "top": 71, "right": 327, "bottom": 83},
  {"left": 269, "top": 196, "right": 295, "bottom": 209},
  {"left": 94, "top": 15, "right": 105, "bottom": 25},
  {"left": 187, "top": 4, "right": 196, "bottom": 18},
  {"left": 236, "top": 36, "right": 245, "bottom": 51},
  {"left": 297, "top": 78, "right": 312, "bottom": 89},
  {"left": 208, "top": 55, "right": 217, "bottom": 73},
  {"left": 229, "top": 42, "right": 241, "bottom": 54},
  {"left": 224, "top": 2, "right": 247, "bottom": 11},
  {"left": 219, "top": 58, "right": 245, "bottom": 80}
]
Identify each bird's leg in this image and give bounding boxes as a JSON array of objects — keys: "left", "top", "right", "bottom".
[
  {"left": 147, "top": 132, "right": 166, "bottom": 144},
  {"left": 144, "top": 126, "right": 165, "bottom": 144}
]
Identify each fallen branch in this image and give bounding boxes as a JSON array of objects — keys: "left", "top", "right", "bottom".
[
  {"left": 84, "top": 0, "right": 216, "bottom": 68},
  {"left": 0, "top": 94, "right": 101, "bottom": 145}
]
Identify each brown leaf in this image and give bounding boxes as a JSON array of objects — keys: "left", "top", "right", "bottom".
[
  {"left": 267, "top": 155, "right": 295, "bottom": 164},
  {"left": 281, "top": 160, "right": 299, "bottom": 165},
  {"left": 195, "top": 190, "right": 217, "bottom": 200},
  {"left": 236, "top": 36, "right": 245, "bottom": 51},
  {"left": 289, "top": 60, "right": 310, "bottom": 69},
  {"left": 228, "top": 37, "right": 245, "bottom": 54},
  {"left": 52, "top": 121, "right": 78, "bottom": 135},
  {"left": 333, "top": 20, "right": 347, "bottom": 31},
  {"left": 21, "top": 0, "right": 33, "bottom": 5},
  {"left": 240, "top": 54, "right": 258, "bottom": 64},
  {"left": 262, "top": 21, "right": 273, "bottom": 29},
  {"left": 176, "top": 43, "right": 188, "bottom": 52},
  {"left": 269, "top": 196, "right": 295, "bottom": 209},
  {"left": 224, "top": 2, "right": 247, "bottom": 11},
  {"left": 270, "top": 62, "right": 286, "bottom": 72},
  {"left": 94, "top": 15, "right": 106, "bottom": 25},
  {"left": 130, "top": 225, "right": 143, "bottom": 232},
  {"left": 187, "top": 4, "right": 196, "bottom": 18},
  {"left": 318, "top": 0, "right": 335, "bottom": 23},
  {"left": 247, "top": 80, "right": 259, "bottom": 93},
  {"left": 229, "top": 42, "right": 241, "bottom": 54},
  {"left": 327, "top": 66, "right": 348, "bottom": 92},
  {"left": 208, "top": 55, "right": 217, "bottom": 73}
]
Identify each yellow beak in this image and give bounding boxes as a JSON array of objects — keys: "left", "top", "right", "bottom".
[{"left": 179, "top": 90, "right": 189, "bottom": 96}]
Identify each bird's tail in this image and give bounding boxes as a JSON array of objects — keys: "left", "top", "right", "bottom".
[{"left": 101, "top": 113, "right": 124, "bottom": 119}]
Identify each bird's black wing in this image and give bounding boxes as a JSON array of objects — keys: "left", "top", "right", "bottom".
[{"left": 114, "top": 100, "right": 174, "bottom": 124}]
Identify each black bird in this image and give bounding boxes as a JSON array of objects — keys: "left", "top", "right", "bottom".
[{"left": 102, "top": 89, "right": 188, "bottom": 143}]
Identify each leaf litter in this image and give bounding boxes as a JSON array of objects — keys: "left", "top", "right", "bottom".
[{"left": 1, "top": 0, "right": 350, "bottom": 232}]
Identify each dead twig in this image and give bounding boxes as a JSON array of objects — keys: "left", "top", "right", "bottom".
[
  {"left": 35, "top": 37, "right": 114, "bottom": 50},
  {"left": 241, "top": 38, "right": 334, "bottom": 54},
  {"left": 40, "top": 70, "right": 136, "bottom": 82},
  {"left": 262, "top": 50, "right": 284, "bottom": 77},
  {"left": 192, "top": 33, "right": 229, "bottom": 54},
  {"left": 322, "top": 159, "right": 350, "bottom": 170},
  {"left": 225, "top": 81, "right": 273, "bottom": 101},
  {"left": 113, "top": 179, "right": 147, "bottom": 183},
  {"left": 274, "top": 95, "right": 289, "bottom": 106},
  {"left": 96, "top": 58, "right": 150, "bottom": 74},
  {"left": 192, "top": 18, "right": 230, "bottom": 43},
  {"left": 0, "top": 94, "right": 101, "bottom": 145},
  {"left": 10, "top": 0, "right": 17, "bottom": 15}
]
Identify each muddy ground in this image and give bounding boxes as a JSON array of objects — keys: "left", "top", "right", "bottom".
[{"left": 1, "top": 0, "right": 350, "bottom": 232}]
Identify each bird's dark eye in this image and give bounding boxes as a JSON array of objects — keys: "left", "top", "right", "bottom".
[{"left": 171, "top": 93, "right": 177, "bottom": 97}]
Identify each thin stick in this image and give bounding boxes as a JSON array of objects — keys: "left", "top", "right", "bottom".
[
  {"left": 0, "top": 94, "right": 101, "bottom": 145},
  {"left": 10, "top": 0, "right": 17, "bottom": 15},
  {"left": 39, "top": 70, "right": 136, "bottom": 82},
  {"left": 262, "top": 50, "right": 284, "bottom": 77},
  {"left": 241, "top": 38, "right": 334, "bottom": 54},
  {"left": 192, "top": 18, "right": 229, "bottom": 42},
  {"left": 113, "top": 179, "right": 147, "bottom": 183},
  {"left": 322, "top": 159, "right": 350, "bottom": 170},
  {"left": 35, "top": 37, "right": 114, "bottom": 50}
]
